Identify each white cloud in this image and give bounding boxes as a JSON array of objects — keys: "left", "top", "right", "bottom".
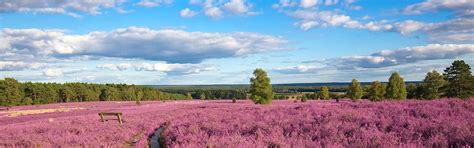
[
  {"left": 223, "top": 0, "right": 249, "bottom": 14},
  {"left": 328, "top": 44, "right": 474, "bottom": 69},
  {"left": 192, "top": 0, "right": 256, "bottom": 18},
  {"left": 97, "top": 62, "right": 216, "bottom": 75},
  {"left": 204, "top": 2, "right": 223, "bottom": 18},
  {"left": 180, "top": 8, "right": 197, "bottom": 18},
  {"left": 273, "top": 0, "right": 359, "bottom": 9},
  {"left": 0, "top": 61, "right": 44, "bottom": 71},
  {"left": 0, "top": 0, "right": 126, "bottom": 17},
  {"left": 97, "top": 63, "right": 132, "bottom": 71},
  {"left": 300, "top": 0, "right": 318, "bottom": 8},
  {"left": 0, "top": 27, "right": 288, "bottom": 64},
  {"left": 43, "top": 68, "right": 63, "bottom": 77},
  {"left": 137, "top": 0, "right": 173, "bottom": 7},
  {"left": 403, "top": 0, "right": 474, "bottom": 17},
  {"left": 273, "top": 65, "right": 322, "bottom": 74}
]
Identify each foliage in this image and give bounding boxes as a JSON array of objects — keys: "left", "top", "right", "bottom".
[
  {"left": 320, "top": 86, "right": 330, "bottom": 100},
  {"left": 368, "top": 81, "right": 385, "bottom": 101},
  {"left": 386, "top": 72, "right": 407, "bottom": 99},
  {"left": 249, "top": 68, "right": 274, "bottom": 104},
  {"left": 300, "top": 95, "right": 308, "bottom": 102},
  {"left": 0, "top": 78, "right": 188, "bottom": 106},
  {"left": 443, "top": 60, "right": 474, "bottom": 99},
  {"left": 406, "top": 83, "right": 423, "bottom": 99},
  {"left": 422, "top": 70, "right": 446, "bottom": 99},
  {"left": 348, "top": 79, "right": 363, "bottom": 101}
]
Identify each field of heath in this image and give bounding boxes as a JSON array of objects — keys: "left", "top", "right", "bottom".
[{"left": 1, "top": 99, "right": 473, "bottom": 147}]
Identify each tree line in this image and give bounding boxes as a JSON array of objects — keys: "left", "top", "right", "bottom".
[
  {"left": 0, "top": 81, "right": 190, "bottom": 107},
  {"left": 249, "top": 60, "right": 474, "bottom": 104},
  {"left": 346, "top": 60, "right": 474, "bottom": 101}
]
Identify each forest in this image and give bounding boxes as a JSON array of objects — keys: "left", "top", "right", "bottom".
[{"left": 0, "top": 81, "right": 189, "bottom": 107}]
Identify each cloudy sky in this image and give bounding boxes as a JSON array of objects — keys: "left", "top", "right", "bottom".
[{"left": 0, "top": 0, "right": 473, "bottom": 84}]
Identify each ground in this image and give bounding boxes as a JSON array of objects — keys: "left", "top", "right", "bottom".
[{"left": 0, "top": 99, "right": 473, "bottom": 147}]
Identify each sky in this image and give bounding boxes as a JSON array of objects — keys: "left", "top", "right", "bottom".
[{"left": 0, "top": 0, "right": 473, "bottom": 85}]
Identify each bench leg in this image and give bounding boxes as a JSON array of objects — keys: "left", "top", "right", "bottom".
[
  {"left": 100, "top": 114, "right": 105, "bottom": 122},
  {"left": 117, "top": 115, "right": 123, "bottom": 124}
]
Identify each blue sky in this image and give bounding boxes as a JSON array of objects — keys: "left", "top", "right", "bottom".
[{"left": 0, "top": 0, "right": 473, "bottom": 84}]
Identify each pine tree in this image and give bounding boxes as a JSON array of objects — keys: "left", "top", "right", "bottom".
[
  {"left": 249, "top": 68, "right": 274, "bottom": 104},
  {"left": 386, "top": 72, "right": 407, "bottom": 99},
  {"left": 422, "top": 70, "right": 446, "bottom": 99},
  {"left": 368, "top": 81, "right": 385, "bottom": 101},
  {"left": 348, "top": 79, "right": 363, "bottom": 101},
  {"left": 443, "top": 60, "right": 473, "bottom": 99}
]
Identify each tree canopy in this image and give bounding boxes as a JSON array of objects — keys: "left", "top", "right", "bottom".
[
  {"left": 348, "top": 79, "right": 363, "bottom": 101},
  {"left": 443, "top": 60, "right": 473, "bottom": 99},
  {"left": 249, "top": 68, "right": 274, "bottom": 104},
  {"left": 386, "top": 72, "right": 407, "bottom": 99}
]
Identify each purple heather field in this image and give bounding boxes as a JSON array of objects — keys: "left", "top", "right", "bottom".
[{"left": 0, "top": 99, "right": 473, "bottom": 147}]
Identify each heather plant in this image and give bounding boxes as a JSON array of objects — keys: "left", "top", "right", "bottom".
[
  {"left": 348, "top": 79, "right": 363, "bottom": 101},
  {"left": 386, "top": 72, "right": 407, "bottom": 99},
  {"left": 249, "top": 68, "right": 273, "bottom": 104},
  {"left": 422, "top": 70, "right": 446, "bottom": 99},
  {"left": 320, "top": 86, "right": 330, "bottom": 100},
  {"left": 368, "top": 81, "right": 385, "bottom": 101},
  {"left": 443, "top": 60, "right": 473, "bottom": 99}
]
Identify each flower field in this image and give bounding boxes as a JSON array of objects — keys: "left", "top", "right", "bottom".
[{"left": 1, "top": 99, "right": 473, "bottom": 147}]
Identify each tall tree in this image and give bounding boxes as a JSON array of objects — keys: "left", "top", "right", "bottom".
[
  {"left": 249, "top": 68, "right": 274, "bottom": 104},
  {"left": 368, "top": 81, "right": 385, "bottom": 101},
  {"left": 348, "top": 79, "right": 363, "bottom": 101},
  {"left": 422, "top": 70, "right": 446, "bottom": 99},
  {"left": 386, "top": 72, "right": 407, "bottom": 99},
  {"left": 443, "top": 60, "right": 473, "bottom": 99},
  {"left": 320, "top": 86, "right": 330, "bottom": 100}
]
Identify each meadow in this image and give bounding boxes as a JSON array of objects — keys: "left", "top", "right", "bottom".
[{"left": 1, "top": 99, "right": 473, "bottom": 147}]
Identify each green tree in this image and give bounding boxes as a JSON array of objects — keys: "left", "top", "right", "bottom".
[
  {"left": 406, "top": 83, "right": 422, "bottom": 99},
  {"left": 249, "top": 68, "right": 274, "bottom": 104},
  {"left": 320, "top": 86, "right": 330, "bottom": 100},
  {"left": 386, "top": 72, "right": 407, "bottom": 99},
  {"left": 59, "top": 86, "right": 75, "bottom": 102},
  {"left": 348, "top": 79, "right": 363, "bottom": 101},
  {"left": 443, "top": 60, "right": 473, "bottom": 99},
  {"left": 368, "top": 81, "right": 385, "bottom": 101},
  {"left": 422, "top": 70, "right": 446, "bottom": 99},
  {"left": 99, "top": 88, "right": 111, "bottom": 101},
  {"left": 0, "top": 78, "right": 22, "bottom": 106}
]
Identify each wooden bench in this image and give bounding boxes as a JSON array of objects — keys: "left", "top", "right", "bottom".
[{"left": 98, "top": 112, "right": 123, "bottom": 124}]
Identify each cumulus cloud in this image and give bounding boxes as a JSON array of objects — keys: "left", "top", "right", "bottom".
[
  {"left": 0, "top": 0, "right": 126, "bottom": 17},
  {"left": 43, "top": 68, "right": 63, "bottom": 77},
  {"left": 0, "top": 61, "right": 44, "bottom": 71},
  {"left": 403, "top": 0, "right": 474, "bottom": 17},
  {"left": 276, "top": 44, "right": 474, "bottom": 75},
  {"left": 273, "top": 65, "right": 322, "bottom": 74},
  {"left": 97, "top": 62, "right": 215, "bottom": 75},
  {"left": 180, "top": 8, "right": 197, "bottom": 18},
  {"left": 300, "top": 0, "right": 318, "bottom": 8},
  {"left": 0, "top": 27, "right": 288, "bottom": 64},
  {"left": 137, "top": 0, "right": 173, "bottom": 7},
  {"left": 273, "top": 0, "right": 359, "bottom": 9},
  {"left": 192, "top": 0, "right": 256, "bottom": 18},
  {"left": 327, "top": 44, "right": 474, "bottom": 69}
]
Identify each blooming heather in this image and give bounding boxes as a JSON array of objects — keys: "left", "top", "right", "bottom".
[{"left": 0, "top": 99, "right": 473, "bottom": 147}]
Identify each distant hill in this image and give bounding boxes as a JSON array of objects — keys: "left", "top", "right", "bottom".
[{"left": 145, "top": 81, "right": 422, "bottom": 90}]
